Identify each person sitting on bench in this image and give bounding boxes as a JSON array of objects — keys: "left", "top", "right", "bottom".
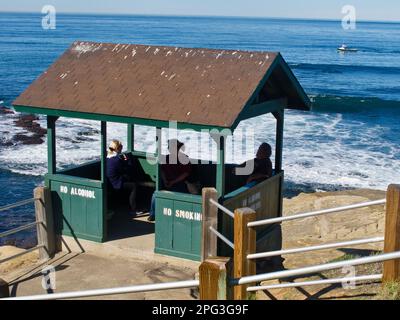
[
  {"left": 148, "top": 139, "right": 197, "bottom": 221},
  {"left": 106, "top": 139, "right": 137, "bottom": 214},
  {"left": 234, "top": 142, "right": 273, "bottom": 187}
]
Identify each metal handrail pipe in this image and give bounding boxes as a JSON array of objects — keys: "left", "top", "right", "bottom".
[
  {"left": 247, "top": 274, "right": 382, "bottom": 291},
  {"left": 0, "top": 245, "right": 44, "bottom": 264},
  {"left": 247, "top": 236, "right": 384, "bottom": 260},
  {"left": 2, "top": 279, "right": 200, "bottom": 300},
  {"left": 0, "top": 221, "right": 41, "bottom": 238},
  {"left": 232, "top": 250, "right": 400, "bottom": 286},
  {"left": 209, "top": 226, "right": 234, "bottom": 249},
  {"left": 0, "top": 198, "right": 38, "bottom": 212},
  {"left": 209, "top": 198, "right": 234, "bottom": 219},
  {"left": 248, "top": 199, "right": 386, "bottom": 228}
]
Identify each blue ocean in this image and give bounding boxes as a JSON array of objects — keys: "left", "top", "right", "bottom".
[{"left": 0, "top": 13, "right": 399, "bottom": 246}]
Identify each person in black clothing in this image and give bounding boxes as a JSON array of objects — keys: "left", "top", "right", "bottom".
[
  {"left": 247, "top": 142, "right": 273, "bottom": 184},
  {"left": 234, "top": 142, "right": 273, "bottom": 186},
  {"left": 106, "top": 140, "right": 137, "bottom": 214}
]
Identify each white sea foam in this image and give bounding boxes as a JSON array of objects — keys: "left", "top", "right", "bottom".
[{"left": 0, "top": 110, "right": 399, "bottom": 191}]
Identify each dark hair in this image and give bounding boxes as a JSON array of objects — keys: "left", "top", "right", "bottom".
[{"left": 258, "top": 142, "right": 272, "bottom": 158}]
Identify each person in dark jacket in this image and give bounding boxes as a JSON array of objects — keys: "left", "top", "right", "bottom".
[
  {"left": 106, "top": 139, "right": 136, "bottom": 214},
  {"left": 234, "top": 142, "right": 273, "bottom": 186}
]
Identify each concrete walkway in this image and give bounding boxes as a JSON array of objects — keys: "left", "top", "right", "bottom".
[
  {"left": 4, "top": 215, "right": 200, "bottom": 300},
  {"left": 6, "top": 250, "right": 199, "bottom": 300}
]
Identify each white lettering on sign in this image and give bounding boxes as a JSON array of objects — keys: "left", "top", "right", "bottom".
[
  {"left": 60, "top": 185, "right": 68, "bottom": 194},
  {"left": 163, "top": 208, "right": 172, "bottom": 216},
  {"left": 241, "top": 191, "right": 261, "bottom": 211},
  {"left": 175, "top": 209, "right": 202, "bottom": 221},
  {"left": 69, "top": 187, "right": 96, "bottom": 199}
]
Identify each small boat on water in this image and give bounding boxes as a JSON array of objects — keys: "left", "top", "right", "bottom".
[{"left": 337, "top": 44, "right": 358, "bottom": 52}]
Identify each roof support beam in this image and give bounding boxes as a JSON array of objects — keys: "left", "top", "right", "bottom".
[
  {"left": 13, "top": 105, "right": 227, "bottom": 133},
  {"left": 213, "top": 135, "right": 226, "bottom": 197},
  {"left": 233, "top": 98, "right": 287, "bottom": 128},
  {"left": 100, "top": 121, "right": 107, "bottom": 184},
  {"left": 156, "top": 128, "right": 162, "bottom": 191},
  {"left": 127, "top": 124, "right": 134, "bottom": 152},
  {"left": 47, "top": 116, "right": 58, "bottom": 175},
  {"left": 273, "top": 109, "right": 284, "bottom": 172}
]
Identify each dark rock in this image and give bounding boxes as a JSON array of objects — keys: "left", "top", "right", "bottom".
[
  {"left": 13, "top": 113, "right": 46, "bottom": 144},
  {"left": 0, "top": 107, "right": 14, "bottom": 115},
  {"left": 13, "top": 134, "right": 44, "bottom": 145},
  {"left": 0, "top": 141, "right": 14, "bottom": 147},
  {"left": 77, "top": 129, "right": 100, "bottom": 136}
]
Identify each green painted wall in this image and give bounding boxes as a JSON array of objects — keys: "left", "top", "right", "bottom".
[
  {"left": 48, "top": 176, "right": 105, "bottom": 242},
  {"left": 154, "top": 191, "right": 202, "bottom": 261}
]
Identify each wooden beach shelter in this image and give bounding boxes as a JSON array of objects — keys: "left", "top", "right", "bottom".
[{"left": 13, "top": 41, "right": 310, "bottom": 261}]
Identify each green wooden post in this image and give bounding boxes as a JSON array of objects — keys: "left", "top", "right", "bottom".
[
  {"left": 127, "top": 124, "right": 134, "bottom": 152},
  {"left": 47, "top": 116, "right": 57, "bottom": 174},
  {"left": 101, "top": 121, "right": 107, "bottom": 239},
  {"left": 156, "top": 127, "right": 162, "bottom": 191},
  {"left": 273, "top": 109, "right": 284, "bottom": 172},
  {"left": 100, "top": 121, "right": 107, "bottom": 184},
  {"left": 199, "top": 257, "right": 233, "bottom": 300},
  {"left": 215, "top": 135, "right": 226, "bottom": 197}
]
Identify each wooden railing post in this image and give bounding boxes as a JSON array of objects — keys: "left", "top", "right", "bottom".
[
  {"left": 234, "top": 207, "right": 256, "bottom": 300},
  {"left": 202, "top": 188, "right": 218, "bottom": 261},
  {"left": 383, "top": 184, "right": 400, "bottom": 283},
  {"left": 34, "top": 186, "right": 56, "bottom": 261},
  {"left": 199, "top": 257, "right": 232, "bottom": 300}
]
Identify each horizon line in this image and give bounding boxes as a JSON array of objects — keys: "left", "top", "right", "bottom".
[{"left": 0, "top": 10, "right": 399, "bottom": 24}]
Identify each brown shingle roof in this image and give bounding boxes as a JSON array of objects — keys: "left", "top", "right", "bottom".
[{"left": 13, "top": 41, "right": 308, "bottom": 128}]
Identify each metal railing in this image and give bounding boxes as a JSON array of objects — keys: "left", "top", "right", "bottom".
[
  {"left": 248, "top": 199, "right": 386, "bottom": 228},
  {"left": 2, "top": 279, "right": 200, "bottom": 300},
  {"left": 0, "top": 198, "right": 37, "bottom": 212},
  {"left": 247, "top": 274, "right": 382, "bottom": 292},
  {"left": 209, "top": 226, "right": 234, "bottom": 249},
  {"left": 209, "top": 198, "right": 234, "bottom": 219},
  {"left": 247, "top": 236, "right": 384, "bottom": 260},
  {"left": 232, "top": 251, "right": 400, "bottom": 286},
  {"left": 0, "top": 198, "right": 42, "bottom": 264},
  {"left": 203, "top": 189, "right": 394, "bottom": 298}
]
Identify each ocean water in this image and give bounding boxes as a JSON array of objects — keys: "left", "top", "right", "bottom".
[{"left": 0, "top": 13, "right": 399, "bottom": 245}]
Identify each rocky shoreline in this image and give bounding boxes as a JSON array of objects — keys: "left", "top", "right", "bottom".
[{"left": 0, "top": 107, "right": 46, "bottom": 146}]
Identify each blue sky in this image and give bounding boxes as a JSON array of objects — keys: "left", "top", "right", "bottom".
[{"left": 0, "top": 0, "right": 399, "bottom": 21}]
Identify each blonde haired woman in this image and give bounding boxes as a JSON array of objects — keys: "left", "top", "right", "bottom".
[{"left": 106, "top": 139, "right": 137, "bottom": 214}]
